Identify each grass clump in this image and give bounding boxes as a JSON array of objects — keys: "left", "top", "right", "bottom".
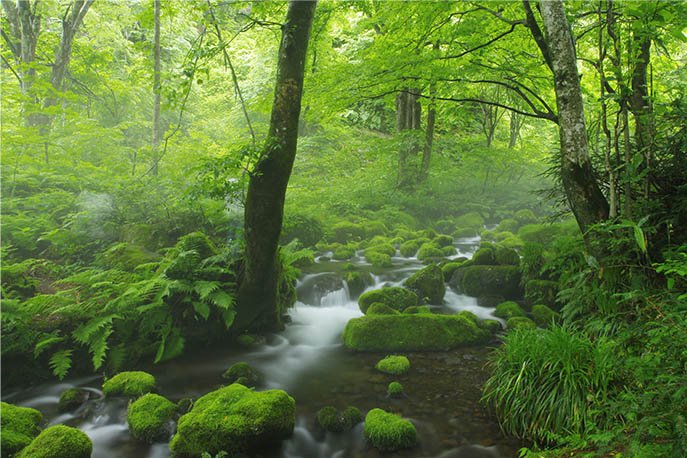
[
  {"left": 127, "top": 393, "right": 177, "bottom": 442},
  {"left": 363, "top": 408, "right": 416, "bottom": 451},
  {"left": 375, "top": 355, "right": 410, "bottom": 375},
  {"left": 482, "top": 325, "right": 614, "bottom": 443},
  {"left": 16, "top": 425, "right": 92, "bottom": 458},
  {"left": 102, "top": 371, "right": 156, "bottom": 398}
]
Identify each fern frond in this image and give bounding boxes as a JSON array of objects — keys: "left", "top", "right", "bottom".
[
  {"left": 208, "top": 290, "right": 234, "bottom": 309},
  {"left": 192, "top": 301, "right": 211, "bottom": 320},
  {"left": 72, "top": 314, "right": 119, "bottom": 344},
  {"left": 49, "top": 349, "right": 73, "bottom": 380},
  {"left": 193, "top": 280, "right": 220, "bottom": 299},
  {"left": 34, "top": 335, "right": 64, "bottom": 358},
  {"left": 154, "top": 327, "right": 185, "bottom": 364}
]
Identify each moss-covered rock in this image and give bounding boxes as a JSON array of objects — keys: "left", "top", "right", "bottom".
[
  {"left": 343, "top": 314, "right": 488, "bottom": 351},
  {"left": 403, "top": 305, "right": 432, "bottom": 314},
  {"left": 362, "top": 220, "right": 388, "bottom": 238},
  {"left": 365, "top": 251, "right": 392, "bottom": 267},
  {"left": 495, "top": 246, "right": 520, "bottom": 266},
  {"left": 363, "top": 408, "right": 416, "bottom": 451},
  {"left": 169, "top": 384, "right": 295, "bottom": 456},
  {"left": 127, "top": 393, "right": 177, "bottom": 443},
  {"left": 332, "top": 245, "right": 355, "bottom": 261},
  {"left": 453, "top": 226, "right": 479, "bottom": 238},
  {"left": 494, "top": 301, "right": 526, "bottom": 319},
  {"left": 497, "top": 218, "right": 519, "bottom": 233},
  {"left": 471, "top": 247, "right": 497, "bottom": 265},
  {"left": 461, "top": 266, "right": 522, "bottom": 299},
  {"left": 367, "top": 303, "right": 401, "bottom": 315},
  {"left": 235, "top": 334, "right": 265, "bottom": 349},
  {"left": 102, "top": 371, "right": 156, "bottom": 398},
  {"left": 331, "top": 222, "right": 365, "bottom": 244},
  {"left": 441, "top": 261, "right": 466, "bottom": 280},
  {"left": 525, "top": 280, "right": 559, "bottom": 309},
  {"left": 478, "top": 319, "right": 503, "bottom": 334},
  {"left": 403, "top": 264, "right": 445, "bottom": 304},
  {"left": 1, "top": 402, "right": 42, "bottom": 457},
  {"left": 441, "top": 245, "right": 457, "bottom": 256},
  {"left": 358, "top": 287, "right": 418, "bottom": 314},
  {"left": 517, "top": 224, "right": 561, "bottom": 244},
  {"left": 316, "top": 406, "right": 361, "bottom": 432},
  {"left": 58, "top": 388, "right": 91, "bottom": 413},
  {"left": 433, "top": 234, "right": 453, "bottom": 247},
  {"left": 477, "top": 295, "right": 505, "bottom": 308},
  {"left": 514, "top": 209, "right": 537, "bottom": 224},
  {"left": 375, "top": 355, "right": 410, "bottom": 375},
  {"left": 479, "top": 229, "right": 496, "bottom": 241},
  {"left": 455, "top": 212, "right": 485, "bottom": 231},
  {"left": 222, "top": 362, "right": 261, "bottom": 387},
  {"left": 16, "top": 425, "right": 92, "bottom": 458},
  {"left": 364, "top": 243, "right": 396, "bottom": 257},
  {"left": 344, "top": 271, "right": 373, "bottom": 298},
  {"left": 531, "top": 304, "right": 560, "bottom": 327},
  {"left": 399, "top": 240, "right": 420, "bottom": 257},
  {"left": 417, "top": 243, "right": 444, "bottom": 263},
  {"left": 506, "top": 316, "right": 537, "bottom": 330},
  {"left": 387, "top": 382, "right": 404, "bottom": 397}
]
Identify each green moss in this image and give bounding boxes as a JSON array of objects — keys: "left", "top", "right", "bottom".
[
  {"left": 403, "top": 264, "right": 445, "bottom": 304},
  {"left": 364, "top": 243, "right": 396, "bottom": 257},
  {"left": 456, "top": 310, "right": 478, "bottom": 323},
  {"left": 494, "top": 230, "right": 514, "bottom": 242},
  {"left": 235, "top": 334, "right": 264, "bottom": 348},
  {"left": 453, "top": 226, "right": 479, "bottom": 238},
  {"left": 433, "top": 234, "right": 453, "bottom": 247},
  {"left": 169, "top": 384, "right": 295, "bottom": 456},
  {"left": 417, "top": 243, "right": 444, "bottom": 263},
  {"left": 455, "top": 212, "right": 485, "bottom": 230},
  {"left": 316, "top": 406, "right": 361, "bottom": 432},
  {"left": 441, "top": 261, "right": 466, "bottom": 281},
  {"left": 514, "top": 209, "right": 537, "bottom": 224},
  {"left": 441, "top": 245, "right": 457, "bottom": 256},
  {"left": 58, "top": 388, "right": 90, "bottom": 413},
  {"left": 531, "top": 304, "right": 560, "bottom": 327},
  {"left": 343, "top": 270, "right": 373, "bottom": 298},
  {"left": 506, "top": 316, "right": 537, "bottom": 330},
  {"left": 365, "top": 251, "right": 392, "bottom": 267},
  {"left": 127, "top": 393, "right": 177, "bottom": 443},
  {"left": 497, "top": 218, "right": 520, "bottom": 233},
  {"left": 367, "top": 303, "right": 401, "bottom": 315},
  {"left": 0, "top": 402, "right": 42, "bottom": 457},
  {"left": 460, "top": 265, "right": 522, "bottom": 299},
  {"left": 102, "top": 371, "right": 156, "bottom": 398},
  {"left": 403, "top": 305, "right": 432, "bottom": 314},
  {"left": 358, "top": 287, "right": 418, "bottom": 314},
  {"left": 494, "top": 301, "right": 526, "bottom": 319},
  {"left": 472, "top": 247, "right": 497, "bottom": 265},
  {"left": 479, "top": 319, "right": 503, "bottom": 334},
  {"left": 343, "top": 314, "right": 488, "bottom": 351},
  {"left": 363, "top": 408, "right": 416, "bottom": 451},
  {"left": 362, "top": 220, "right": 388, "bottom": 238},
  {"left": 387, "top": 382, "right": 404, "bottom": 397},
  {"left": 495, "top": 246, "right": 520, "bottom": 266},
  {"left": 332, "top": 245, "right": 355, "bottom": 261},
  {"left": 517, "top": 224, "right": 561, "bottom": 244},
  {"left": 280, "top": 213, "right": 324, "bottom": 247},
  {"left": 477, "top": 295, "right": 505, "bottom": 308},
  {"left": 375, "top": 355, "right": 410, "bottom": 375},
  {"left": 222, "top": 362, "right": 261, "bottom": 387},
  {"left": 399, "top": 240, "right": 420, "bottom": 257},
  {"left": 16, "top": 425, "right": 92, "bottom": 458},
  {"left": 500, "top": 235, "right": 525, "bottom": 250},
  {"left": 479, "top": 229, "right": 496, "bottom": 241},
  {"left": 331, "top": 222, "right": 365, "bottom": 243},
  {"left": 525, "top": 280, "right": 559, "bottom": 309},
  {"left": 419, "top": 228, "right": 437, "bottom": 239}
]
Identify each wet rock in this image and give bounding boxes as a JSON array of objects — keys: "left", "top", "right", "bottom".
[
  {"left": 222, "top": 362, "right": 262, "bottom": 387},
  {"left": 358, "top": 287, "right": 418, "bottom": 314},
  {"left": 102, "top": 371, "right": 156, "bottom": 398},
  {"left": 127, "top": 393, "right": 176, "bottom": 442},
  {"left": 58, "top": 388, "right": 91, "bottom": 413},
  {"left": 316, "top": 405, "right": 361, "bottom": 432},
  {"left": 404, "top": 264, "right": 445, "bottom": 304},
  {"left": 460, "top": 266, "right": 522, "bottom": 299}
]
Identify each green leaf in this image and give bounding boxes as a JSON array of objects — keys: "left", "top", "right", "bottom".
[
  {"left": 222, "top": 309, "right": 236, "bottom": 329},
  {"left": 49, "top": 350, "right": 73, "bottom": 380},
  {"left": 193, "top": 301, "right": 211, "bottom": 320},
  {"left": 155, "top": 327, "right": 185, "bottom": 363},
  {"left": 194, "top": 280, "right": 220, "bottom": 299},
  {"left": 34, "top": 335, "right": 64, "bottom": 358},
  {"left": 632, "top": 224, "right": 647, "bottom": 255},
  {"left": 209, "top": 290, "right": 234, "bottom": 309}
]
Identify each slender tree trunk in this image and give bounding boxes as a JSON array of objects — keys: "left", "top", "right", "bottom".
[
  {"left": 396, "top": 88, "right": 421, "bottom": 187},
  {"left": 421, "top": 84, "right": 436, "bottom": 181},
  {"left": 151, "top": 0, "right": 161, "bottom": 176},
  {"left": 235, "top": 0, "right": 317, "bottom": 332},
  {"left": 629, "top": 30, "right": 653, "bottom": 198},
  {"left": 540, "top": 0, "right": 609, "bottom": 235},
  {"left": 508, "top": 112, "right": 523, "bottom": 149},
  {"left": 598, "top": 3, "right": 617, "bottom": 217}
]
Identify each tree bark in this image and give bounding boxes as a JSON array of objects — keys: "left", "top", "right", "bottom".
[
  {"left": 629, "top": 29, "right": 653, "bottom": 198},
  {"left": 539, "top": 0, "right": 609, "bottom": 234},
  {"left": 421, "top": 83, "right": 436, "bottom": 181},
  {"left": 151, "top": 0, "right": 161, "bottom": 176},
  {"left": 235, "top": 0, "right": 317, "bottom": 332},
  {"left": 396, "top": 88, "right": 421, "bottom": 187}
]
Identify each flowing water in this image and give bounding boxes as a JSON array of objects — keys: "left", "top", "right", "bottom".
[{"left": 3, "top": 236, "right": 523, "bottom": 457}]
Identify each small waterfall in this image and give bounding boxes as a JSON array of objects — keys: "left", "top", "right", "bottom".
[{"left": 320, "top": 285, "right": 350, "bottom": 307}]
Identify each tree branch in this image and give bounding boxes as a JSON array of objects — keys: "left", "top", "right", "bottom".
[
  {"left": 522, "top": 0, "right": 553, "bottom": 72},
  {"left": 441, "top": 22, "right": 520, "bottom": 60}
]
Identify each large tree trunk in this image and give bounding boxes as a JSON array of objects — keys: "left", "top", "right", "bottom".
[
  {"left": 151, "top": 0, "right": 161, "bottom": 176},
  {"left": 539, "top": 0, "right": 609, "bottom": 234},
  {"left": 235, "top": 0, "right": 317, "bottom": 332}
]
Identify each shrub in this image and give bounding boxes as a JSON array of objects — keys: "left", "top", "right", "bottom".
[
  {"left": 375, "top": 355, "right": 410, "bottom": 375},
  {"left": 482, "top": 325, "right": 615, "bottom": 443}
]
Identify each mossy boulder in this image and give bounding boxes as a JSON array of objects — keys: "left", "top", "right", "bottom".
[
  {"left": 477, "top": 295, "right": 505, "bottom": 308},
  {"left": 343, "top": 314, "right": 488, "bottom": 351},
  {"left": 127, "top": 393, "right": 177, "bottom": 442},
  {"left": 506, "top": 316, "right": 537, "bottom": 330},
  {"left": 441, "top": 245, "right": 457, "bottom": 256},
  {"left": 417, "top": 243, "right": 444, "bottom": 263},
  {"left": 362, "top": 220, "right": 388, "bottom": 238},
  {"left": 453, "top": 226, "right": 479, "bottom": 238},
  {"left": 494, "top": 301, "right": 526, "bottom": 319},
  {"left": 316, "top": 406, "right": 361, "bottom": 432},
  {"left": 367, "top": 303, "right": 401, "bottom": 315},
  {"left": 102, "top": 371, "right": 156, "bottom": 398},
  {"left": 495, "top": 246, "right": 520, "bottom": 266},
  {"left": 364, "top": 243, "right": 396, "bottom": 257},
  {"left": 460, "top": 266, "right": 522, "bottom": 299},
  {"left": 363, "top": 408, "right": 416, "bottom": 451},
  {"left": 365, "top": 251, "right": 392, "bottom": 267},
  {"left": 455, "top": 212, "right": 485, "bottom": 231},
  {"left": 222, "top": 362, "right": 261, "bottom": 387},
  {"left": 471, "top": 247, "right": 497, "bottom": 265},
  {"left": 403, "top": 305, "right": 432, "bottom": 314},
  {"left": 387, "top": 382, "right": 404, "bottom": 397},
  {"left": 525, "top": 279, "right": 559, "bottom": 309},
  {"left": 331, "top": 222, "right": 365, "bottom": 243},
  {"left": 375, "top": 355, "right": 410, "bottom": 375},
  {"left": 169, "top": 384, "right": 295, "bottom": 456},
  {"left": 497, "top": 218, "right": 520, "bottom": 233},
  {"left": 441, "top": 261, "right": 466, "bottom": 281},
  {"left": 332, "top": 245, "right": 355, "bottom": 261},
  {"left": 478, "top": 319, "right": 503, "bottom": 334},
  {"left": 531, "top": 304, "right": 560, "bottom": 327},
  {"left": 433, "top": 234, "right": 453, "bottom": 247},
  {"left": 517, "top": 224, "right": 561, "bottom": 244},
  {"left": 514, "top": 209, "right": 537, "bottom": 224},
  {"left": 344, "top": 270, "right": 373, "bottom": 298},
  {"left": 0, "top": 402, "right": 42, "bottom": 456},
  {"left": 399, "top": 240, "right": 420, "bottom": 257},
  {"left": 58, "top": 388, "right": 91, "bottom": 413},
  {"left": 358, "top": 287, "right": 418, "bottom": 314},
  {"left": 16, "top": 425, "right": 92, "bottom": 458},
  {"left": 403, "top": 264, "right": 445, "bottom": 304}
]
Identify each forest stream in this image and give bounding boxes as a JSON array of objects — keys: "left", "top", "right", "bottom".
[{"left": 2, "top": 235, "right": 523, "bottom": 458}]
